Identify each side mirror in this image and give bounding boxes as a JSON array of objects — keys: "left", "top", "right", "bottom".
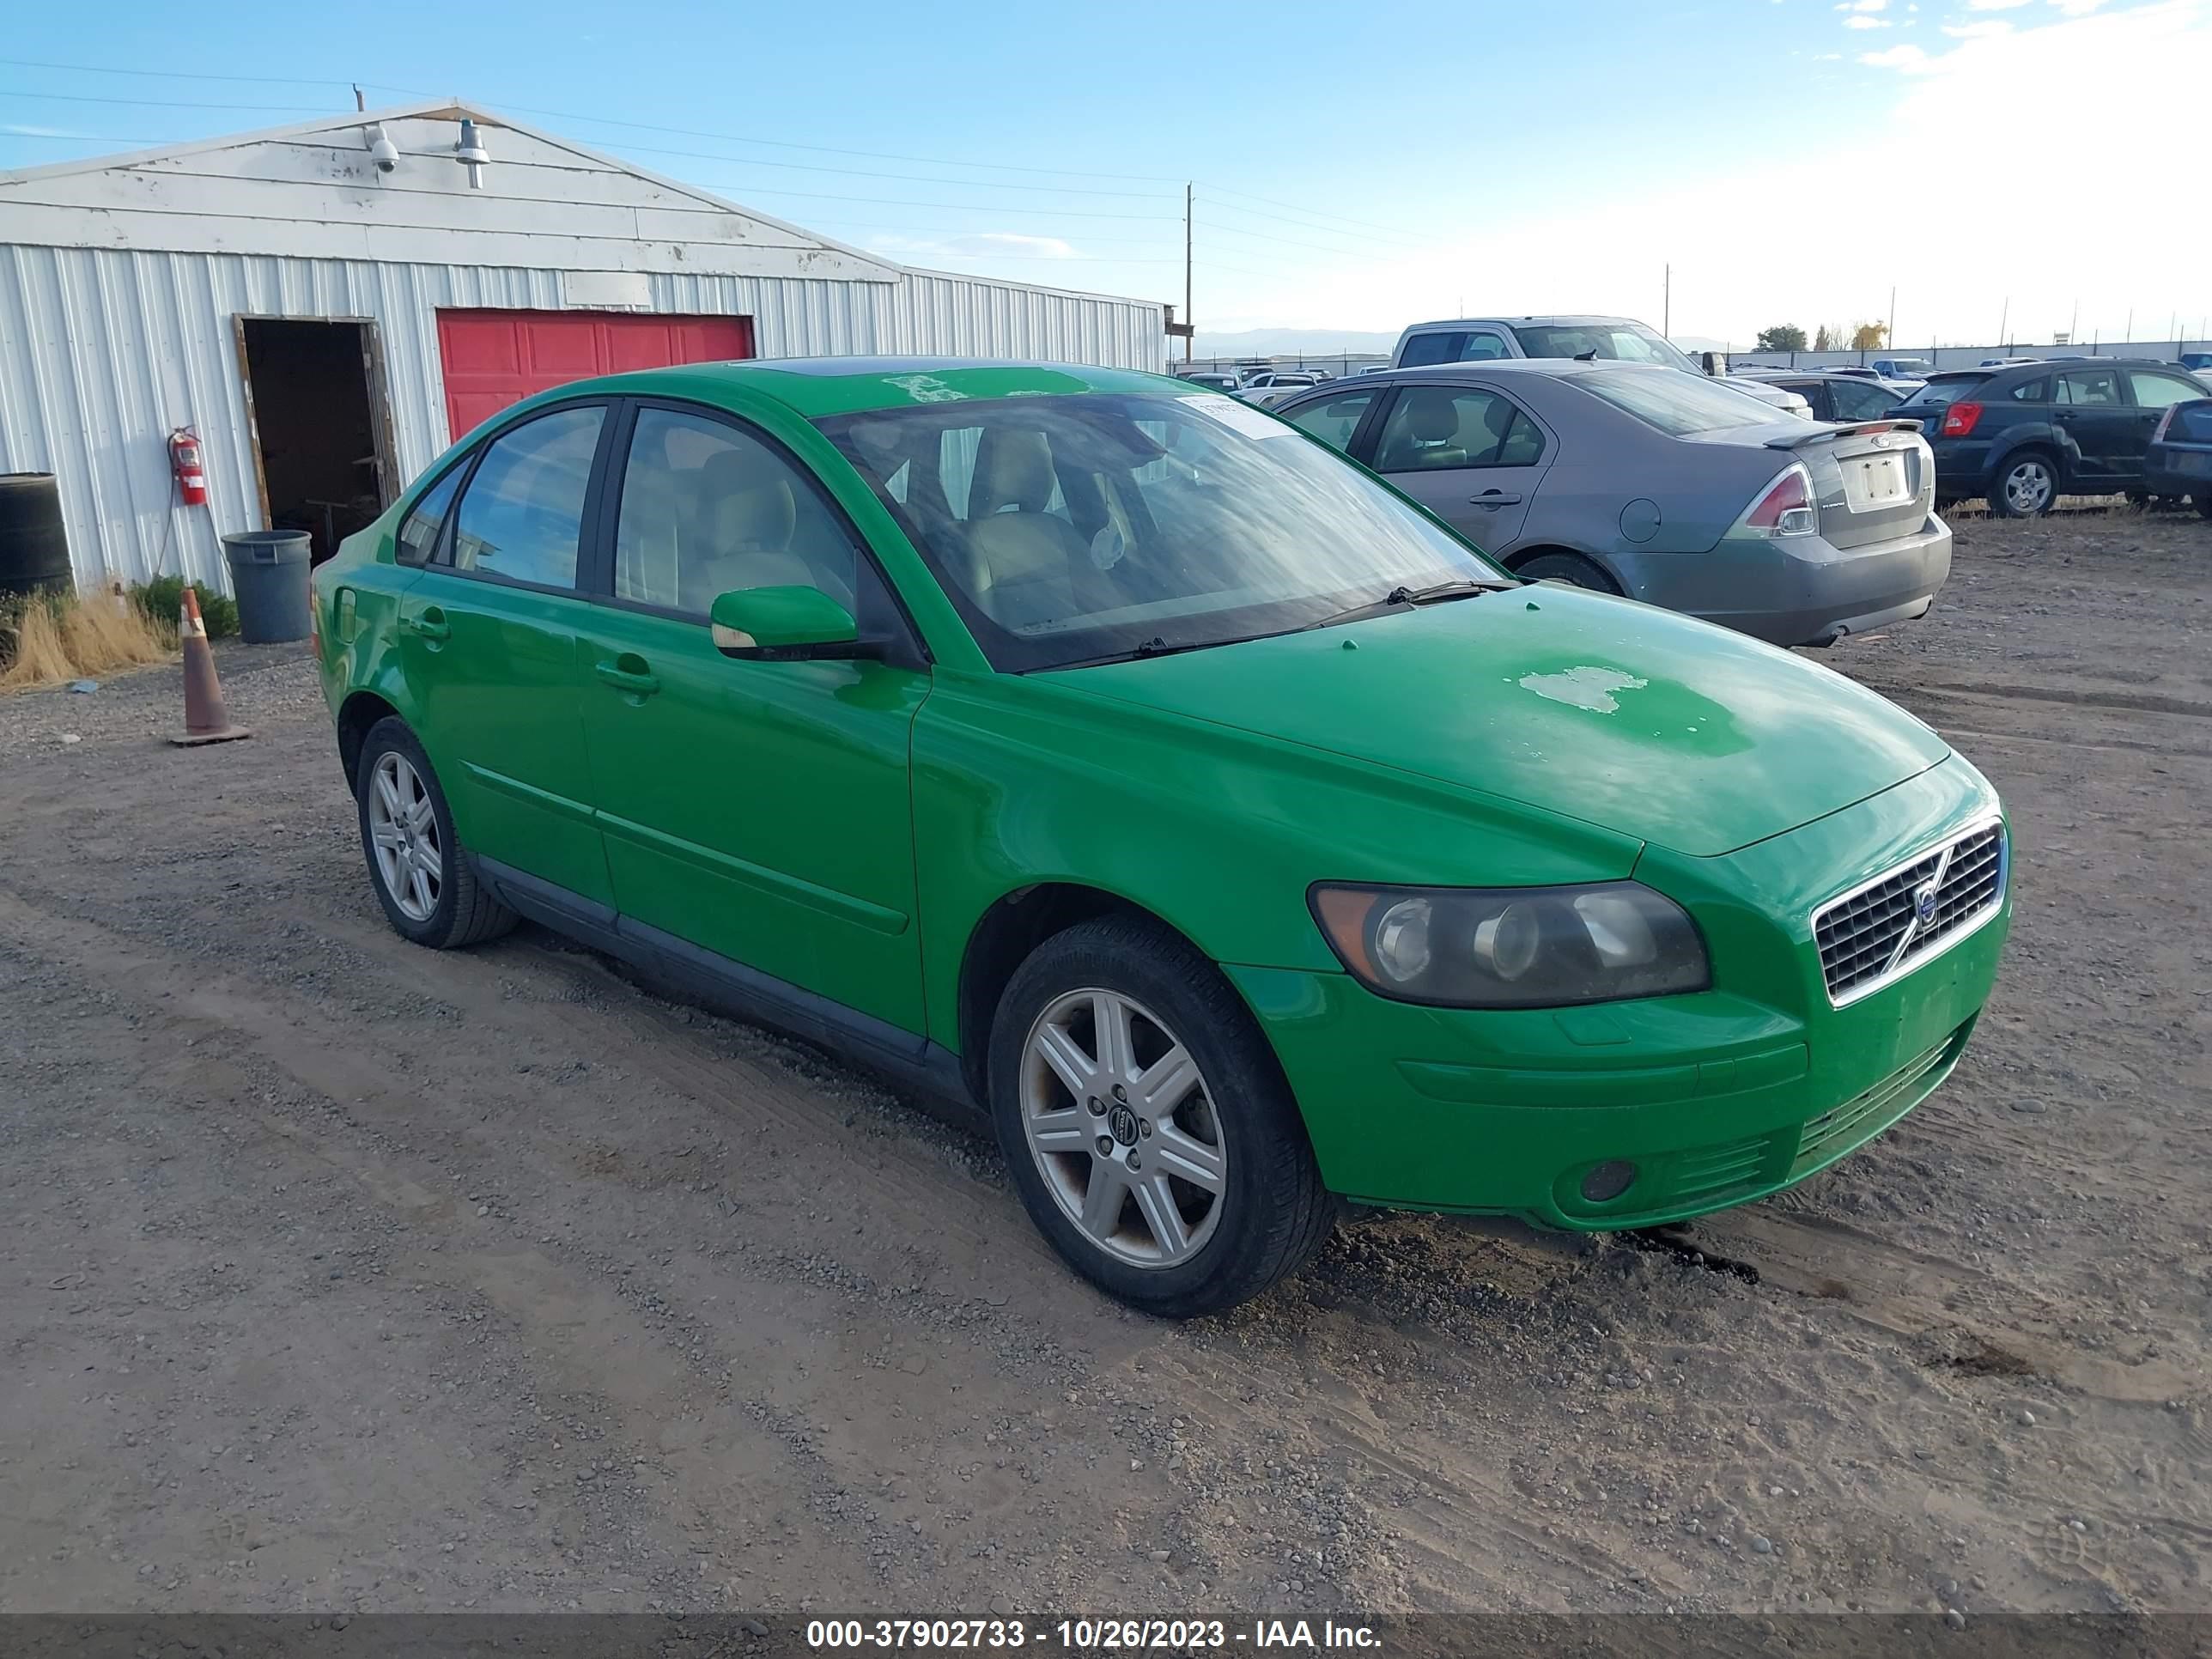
[
  {"left": 1702, "top": 350, "right": 1729, "bottom": 377},
  {"left": 709, "top": 585, "right": 866, "bottom": 660}
]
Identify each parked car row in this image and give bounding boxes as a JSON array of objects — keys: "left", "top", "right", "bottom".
[
  {"left": 1892, "top": 360, "right": 2210, "bottom": 515},
  {"left": 1273, "top": 357, "right": 1948, "bottom": 647}
]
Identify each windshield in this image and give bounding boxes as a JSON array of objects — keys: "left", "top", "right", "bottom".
[
  {"left": 1898, "top": 374, "right": 1989, "bottom": 408},
  {"left": 1512, "top": 320, "right": 1698, "bottom": 374},
  {"left": 1571, "top": 368, "right": 1781, "bottom": 435},
  {"left": 817, "top": 391, "right": 1499, "bottom": 672}
]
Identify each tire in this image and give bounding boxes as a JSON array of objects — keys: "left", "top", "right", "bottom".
[
  {"left": 1988, "top": 451, "right": 2059, "bottom": 518},
  {"left": 988, "top": 915, "right": 1335, "bottom": 1316},
  {"left": 355, "top": 716, "right": 518, "bottom": 950},
  {"left": 1513, "top": 550, "right": 1624, "bottom": 594}
]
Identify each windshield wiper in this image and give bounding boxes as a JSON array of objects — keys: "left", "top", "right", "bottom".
[{"left": 1305, "top": 576, "right": 1516, "bottom": 632}]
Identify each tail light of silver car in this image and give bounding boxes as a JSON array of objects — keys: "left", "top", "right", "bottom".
[
  {"left": 2148, "top": 405, "right": 2175, "bottom": 444},
  {"left": 1737, "top": 463, "right": 1818, "bottom": 538},
  {"left": 1940, "top": 401, "right": 1984, "bottom": 438}
]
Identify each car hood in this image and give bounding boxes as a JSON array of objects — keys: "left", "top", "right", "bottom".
[{"left": 1046, "top": 587, "right": 1950, "bottom": 858}]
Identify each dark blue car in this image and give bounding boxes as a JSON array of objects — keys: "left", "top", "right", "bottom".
[
  {"left": 1896, "top": 359, "right": 2211, "bottom": 516},
  {"left": 2143, "top": 398, "right": 2212, "bottom": 518}
]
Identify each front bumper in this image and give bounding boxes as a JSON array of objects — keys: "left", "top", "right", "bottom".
[
  {"left": 1613, "top": 516, "right": 1952, "bottom": 647},
  {"left": 1234, "top": 757, "right": 2009, "bottom": 1227}
]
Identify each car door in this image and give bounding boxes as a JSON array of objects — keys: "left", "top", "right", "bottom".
[
  {"left": 395, "top": 400, "right": 616, "bottom": 908},
  {"left": 1361, "top": 381, "right": 1551, "bottom": 551},
  {"left": 571, "top": 400, "right": 932, "bottom": 1034},
  {"left": 2051, "top": 367, "right": 2135, "bottom": 483},
  {"left": 2124, "top": 370, "right": 2212, "bottom": 477}
]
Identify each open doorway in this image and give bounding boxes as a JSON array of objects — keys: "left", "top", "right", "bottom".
[{"left": 235, "top": 318, "right": 397, "bottom": 565}]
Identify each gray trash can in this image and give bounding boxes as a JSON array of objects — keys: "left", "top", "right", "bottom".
[{"left": 222, "top": 530, "right": 313, "bottom": 644}]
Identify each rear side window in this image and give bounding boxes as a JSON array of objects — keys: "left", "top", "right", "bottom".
[
  {"left": 1282, "top": 389, "right": 1379, "bottom": 452},
  {"left": 395, "top": 465, "right": 465, "bottom": 567},
  {"left": 1829, "top": 379, "right": 1904, "bottom": 421},
  {"left": 2006, "top": 378, "right": 2049, "bottom": 402},
  {"left": 1898, "top": 374, "right": 1988, "bottom": 409},
  {"left": 1398, "top": 330, "right": 1507, "bottom": 368},
  {"left": 2168, "top": 402, "right": 2212, "bottom": 442},
  {"left": 447, "top": 404, "right": 606, "bottom": 588}
]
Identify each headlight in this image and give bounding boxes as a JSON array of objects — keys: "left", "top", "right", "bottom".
[{"left": 1309, "top": 881, "right": 1710, "bottom": 1008}]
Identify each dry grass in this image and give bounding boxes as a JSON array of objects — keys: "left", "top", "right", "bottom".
[{"left": 0, "top": 581, "right": 177, "bottom": 695}]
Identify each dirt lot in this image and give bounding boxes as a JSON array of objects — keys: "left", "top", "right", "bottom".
[{"left": 2, "top": 510, "right": 2207, "bottom": 1619}]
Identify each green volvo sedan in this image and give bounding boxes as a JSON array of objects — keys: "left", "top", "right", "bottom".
[{"left": 313, "top": 357, "right": 2011, "bottom": 1316}]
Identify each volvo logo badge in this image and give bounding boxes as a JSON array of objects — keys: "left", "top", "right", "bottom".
[
  {"left": 1107, "top": 1103, "right": 1140, "bottom": 1146},
  {"left": 1912, "top": 882, "right": 1940, "bottom": 925}
]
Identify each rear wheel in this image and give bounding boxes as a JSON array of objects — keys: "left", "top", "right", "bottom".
[
  {"left": 1988, "top": 452, "right": 2058, "bottom": 518},
  {"left": 988, "top": 915, "right": 1334, "bottom": 1316},
  {"left": 1514, "top": 550, "right": 1623, "bottom": 594},
  {"left": 356, "top": 717, "right": 518, "bottom": 950}
]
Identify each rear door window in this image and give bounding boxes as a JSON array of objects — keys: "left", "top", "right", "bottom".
[
  {"left": 447, "top": 404, "right": 607, "bottom": 588},
  {"left": 396, "top": 464, "right": 465, "bottom": 567},
  {"left": 1281, "top": 389, "right": 1380, "bottom": 453},
  {"left": 2055, "top": 368, "right": 2123, "bottom": 406}
]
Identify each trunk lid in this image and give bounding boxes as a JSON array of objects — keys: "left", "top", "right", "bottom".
[{"left": 1048, "top": 586, "right": 1951, "bottom": 858}]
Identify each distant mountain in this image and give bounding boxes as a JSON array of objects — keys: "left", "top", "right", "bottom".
[
  {"left": 1190, "top": 327, "right": 1400, "bottom": 358},
  {"left": 1193, "top": 325, "right": 1737, "bottom": 359}
]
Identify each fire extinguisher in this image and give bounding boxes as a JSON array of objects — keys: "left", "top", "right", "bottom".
[{"left": 168, "top": 426, "right": 208, "bottom": 507}]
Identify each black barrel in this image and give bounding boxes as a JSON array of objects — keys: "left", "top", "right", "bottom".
[{"left": 0, "top": 473, "right": 73, "bottom": 599}]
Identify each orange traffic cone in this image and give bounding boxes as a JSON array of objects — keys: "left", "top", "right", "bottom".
[{"left": 169, "top": 586, "right": 251, "bottom": 746}]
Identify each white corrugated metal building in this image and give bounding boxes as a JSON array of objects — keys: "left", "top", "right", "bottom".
[{"left": 0, "top": 100, "right": 1169, "bottom": 592}]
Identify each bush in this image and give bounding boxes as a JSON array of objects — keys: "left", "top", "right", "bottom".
[
  {"left": 0, "top": 582, "right": 175, "bottom": 693},
  {"left": 132, "top": 574, "right": 239, "bottom": 640}
]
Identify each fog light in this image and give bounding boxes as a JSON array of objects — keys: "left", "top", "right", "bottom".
[{"left": 1580, "top": 1160, "right": 1638, "bottom": 1203}]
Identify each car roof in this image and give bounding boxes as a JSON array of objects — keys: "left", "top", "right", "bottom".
[
  {"left": 1735, "top": 368, "right": 1900, "bottom": 382},
  {"left": 1352, "top": 358, "right": 1680, "bottom": 381},
  {"left": 1399, "top": 314, "right": 1640, "bottom": 331},
  {"left": 531, "top": 356, "right": 1181, "bottom": 419}
]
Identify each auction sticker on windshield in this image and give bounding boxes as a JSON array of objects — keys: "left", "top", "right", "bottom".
[{"left": 1178, "top": 394, "right": 1295, "bottom": 439}]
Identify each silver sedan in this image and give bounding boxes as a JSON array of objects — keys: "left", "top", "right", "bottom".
[{"left": 1272, "top": 360, "right": 1951, "bottom": 648}]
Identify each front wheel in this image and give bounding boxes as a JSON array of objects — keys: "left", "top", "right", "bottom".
[
  {"left": 988, "top": 915, "right": 1335, "bottom": 1316},
  {"left": 355, "top": 717, "right": 518, "bottom": 950},
  {"left": 1513, "top": 551, "right": 1624, "bottom": 594},
  {"left": 1988, "top": 453, "right": 2058, "bottom": 518}
]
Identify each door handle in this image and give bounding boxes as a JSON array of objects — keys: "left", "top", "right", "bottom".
[
  {"left": 1468, "top": 490, "right": 1523, "bottom": 507},
  {"left": 594, "top": 659, "right": 660, "bottom": 698},
  {"left": 404, "top": 607, "right": 450, "bottom": 641}
]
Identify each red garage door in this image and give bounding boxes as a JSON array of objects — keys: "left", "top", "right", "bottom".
[{"left": 436, "top": 309, "right": 755, "bottom": 440}]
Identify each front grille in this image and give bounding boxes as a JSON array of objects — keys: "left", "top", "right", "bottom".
[
  {"left": 1814, "top": 821, "right": 2006, "bottom": 1004},
  {"left": 1791, "top": 1026, "right": 1962, "bottom": 1176}
]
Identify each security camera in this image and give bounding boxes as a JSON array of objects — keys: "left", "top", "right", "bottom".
[{"left": 365, "top": 125, "right": 399, "bottom": 174}]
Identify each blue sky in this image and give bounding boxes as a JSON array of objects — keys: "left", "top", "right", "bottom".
[{"left": 3, "top": 0, "right": 2207, "bottom": 348}]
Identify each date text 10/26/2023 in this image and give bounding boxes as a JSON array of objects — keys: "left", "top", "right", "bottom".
[{"left": 805, "top": 1619, "right": 1382, "bottom": 1650}]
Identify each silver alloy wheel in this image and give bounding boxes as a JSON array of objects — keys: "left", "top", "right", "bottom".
[
  {"left": 1019, "top": 988, "right": 1227, "bottom": 1269},
  {"left": 367, "top": 751, "right": 442, "bottom": 923},
  {"left": 2002, "top": 459, "right": 2055, "bottom": 515}
]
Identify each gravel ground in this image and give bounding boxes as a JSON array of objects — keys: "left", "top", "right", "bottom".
[{"left": 1, "top": 510, "right": 2207, "bottom": 1618}]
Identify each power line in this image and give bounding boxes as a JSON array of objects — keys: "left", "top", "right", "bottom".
[
  {"left": 1196, "top": 217, "right": 1382, "bottom": 259},
  {"left": 591, "top": 137, "right": 1175, "bottom": 199},
  {"left": 1199, "top": 179, "right": 1429, "bottom": 240},
  {"left": 1200, "top": 193, "right": 1425, "bottom": 252},
  {"left": 0, "top": 87, "right": 337, "bottom": 114},
  {"left": 359, "top": 82, "right": 1189, "bottom": 186},
  {"left": 0, "top": 56, "right": 354, "bottom": 88}
]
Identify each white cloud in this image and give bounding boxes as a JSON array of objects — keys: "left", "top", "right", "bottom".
[
  {"left": 1860, "top": 40, "right": 1932, "bottom": 63},
  {"left": 1942, "top": 17, "right": 2013, "bottom": 33},
  {"left": 1835, "top": 0, "right": 1889, "bottom": 9},
  {"left": 0, "top": 122, "right": 95, "bottom": 138},
  {"left": 1964, "top": 0, "right": 2033, "bottom": 9},
  {"left": 1844, "top": 14, "right": 1892, "bottom": 26},
  {"left": 2048, "top": 0, "right": 2109, "bottom": 13}
]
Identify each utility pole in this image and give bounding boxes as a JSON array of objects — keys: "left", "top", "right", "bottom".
[
  {"left": 2124, "top": 306, "right": 2132, "bottom": 345},
  {"left": 1663, "top": 264, "right": 1670, "bottom": 337},
  {"left": 2069, "top": 298, "right": 2079, "bottom": 346},
  {"left": 1887, "top": 286, "right": 1896, "bottom": 351},
  {"left": 353, "top": 83, "right": 365, "bottom": 112},
  {"left": 1182, "top": 183, "right": 1193, "bottom": 364},
  {"left": 1998, "top": 296, "right": 2008, "bottom": 350}
]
